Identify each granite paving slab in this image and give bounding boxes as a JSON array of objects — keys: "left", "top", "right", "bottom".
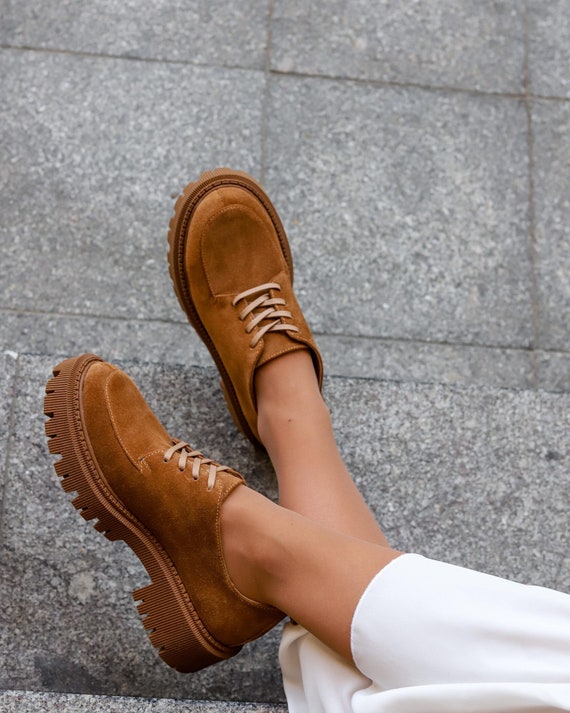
[
  {"left": 0, "top": 48, "right": 264, "bottom": 321},
  {"left": 528, "top": 0, "right": 570, "bottom": 99},
  {"left": 328, "top": 375, "right": 569, "bottom": 586},
  {"left": 1, "top": 355, "right": 568, "bottom": 702},
  {"left": 0, "top": 0, "right": 270, "bottom": 70},
  {"left": 270, "top": 0, "right": 525, "bottom": 93},
  {"left": 0, "top": 690, "right": 286, "bottom": 713},
  {"left": 264, "top": 76, "right": 532, "bottom": 348},
  {"left": 531, "top": 99, "right": 570, "bottom": 352}
]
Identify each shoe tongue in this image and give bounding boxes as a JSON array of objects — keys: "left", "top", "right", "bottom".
[{"left": 106, "top": 369, "right": 172, "bottom": 462}]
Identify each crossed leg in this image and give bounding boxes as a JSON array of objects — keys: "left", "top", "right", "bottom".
[
  {"left": 256, "top": 350, "right": 389, "bottom": 547},
  {"left": 221, "top": 350, "right": 401, "bottom": 661}
]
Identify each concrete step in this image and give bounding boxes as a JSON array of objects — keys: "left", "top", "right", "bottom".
[
  {"left": 0, "top": 690, "right": 286, "bottom": 712},
  {"left": 1, "top": 351, "right": 568, "bottom": 705}
]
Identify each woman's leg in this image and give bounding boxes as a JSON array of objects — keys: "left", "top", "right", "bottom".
[
  {"left": 221, "top": 486, "right": 570, "bottom": 693},
  {"left": 256, "top": 350, "right": 389, "bottom": 547},
  {"left": 220, "top": 483, "right": 400, "bottom": 662},
  {"left": 249, "top": 348, "right": 398, "bottom": 661}
]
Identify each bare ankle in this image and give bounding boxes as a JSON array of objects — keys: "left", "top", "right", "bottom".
[
  {"left": 219, "top": 486, "right": 279, "bottom": 605},
  {"left": 255, "top": 350, "right": 328, "bottom": 444},
  {"left": 255, "top": 350, "right": 320, "bottom": 404}
]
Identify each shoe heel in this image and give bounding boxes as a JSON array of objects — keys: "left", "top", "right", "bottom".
[{"left": 132, "top": 580, "right": 240, "bottom": 673}]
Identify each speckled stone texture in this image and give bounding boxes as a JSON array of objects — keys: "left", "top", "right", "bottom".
[
  {"left": 0, "top": 0, "right": 271, "bottom": 69},
  {"left": 325, "top": 376, "right": 569, "bottom": 586},
  {"left": 536, "top": 351, "right": 570, "bottom": 393},
  {"left": 528, "top": 0, "right": 570, "bottom": 98},
  {"left": 1, "top": 3, "right": 570, "bottom": 395},
  {"left": 264, "top": 76, "right": 532, "bottom": 348},
  {"left": 531, "top": 99, "right": 570, "bottom": 352},
  {"left": 271, "top": 0, "right": 526, "bottom": 92},
  {"left": 0, "top": 690, "right": 286, "bottom": 713},
  {"left": 0, "top": 351, "right": 19, "bottom": 493},
  {"left": 1, "top": 356, "right": 568, "bottom": 704},
  {"left": 0, "top": 49, "right": 263, "bottom": 321}
]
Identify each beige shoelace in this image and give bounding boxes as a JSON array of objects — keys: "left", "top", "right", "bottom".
[
  {"left": 232, "top": 282, "right": 300, "bottom": 348},
  {"left": 163, "top": 441, "right": 230, "bottom": 490}
]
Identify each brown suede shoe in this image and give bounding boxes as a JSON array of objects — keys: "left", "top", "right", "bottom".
[
  {"left": 44, "top": 353, "right": 284, "bottom": 673},
  {"left": 168, "top": 168, "right": 323, "bottom": 448}
]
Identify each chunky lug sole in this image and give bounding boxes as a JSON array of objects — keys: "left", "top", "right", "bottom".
[
  {"left": 167, "top": 168, "right": 294, "bottom": 448},
  {"left": 43, "top": 353, "right": 241, "bottom": 673}
]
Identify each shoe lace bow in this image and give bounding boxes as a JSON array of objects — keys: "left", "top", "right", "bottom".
[
  {"left": 163, "top": 440, "right": 230, "bottom": 491},
  {"left": 232, "top": 282, "right": 300, "bottom": 348}
]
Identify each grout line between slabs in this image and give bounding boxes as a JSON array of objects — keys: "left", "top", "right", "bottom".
[
  {"left": 259, "top": 0, "right": 275, "bottom": 186},
  {"left": 2, "top": 306, "right": 570, "bottom": 356},
  {"left": 524, "top": 1, "right": 539, "bottom": 389},
  {"left": 0, "top": 355, "right": 22, "bottom": 545},
  {"left": 0, "top": 42, "right": 264, "bottom": 75},
  {"left": 2, "top": 43, "right": 570, "bottom": 105},
  {"left": 267, "top": 67, "right": 570, "bottom": 104}
]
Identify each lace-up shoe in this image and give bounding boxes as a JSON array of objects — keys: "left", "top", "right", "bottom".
[
  {"left": 44, "top": 353, "right": 284, "bottom": 672},
  {"left": 168, "top": 168, "right": 323, "bottom": 448}
]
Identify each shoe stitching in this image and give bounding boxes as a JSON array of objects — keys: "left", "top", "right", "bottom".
[
  {"left": 233, "top": 283, "right": 300, "bottom": 348},
  {"left": 139, "top": 447, "right": 170, "bottom": 471},
  {"left": 163, "top": 440, "right": 230, "bottom": 491}
]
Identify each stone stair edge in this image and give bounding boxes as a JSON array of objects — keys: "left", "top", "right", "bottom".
[
  {"left": 0, "top": 689, "right": 287, "bottom": 712},
  {"left": 4, "top": 347, "right": 569, "bottom": 400}
]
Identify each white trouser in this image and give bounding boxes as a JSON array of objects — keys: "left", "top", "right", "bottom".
[{"left": 279, "top": 554, "right": 570, "bottom": 713}]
